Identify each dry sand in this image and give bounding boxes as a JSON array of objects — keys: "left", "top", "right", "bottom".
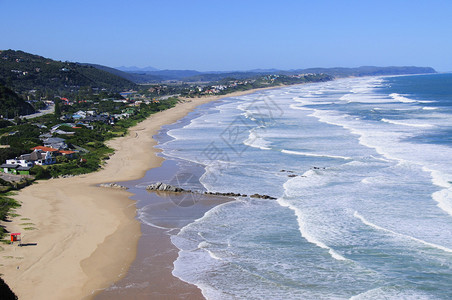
[{"left": 1, "top": 86, "right": 283, "bottom": 299}]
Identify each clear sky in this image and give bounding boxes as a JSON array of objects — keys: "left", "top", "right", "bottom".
[{"left": 1, "top": 0, "right": 452, "bottom": 71}]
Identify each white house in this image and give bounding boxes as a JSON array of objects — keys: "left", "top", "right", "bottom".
[{"left": 6, "top": 149, "right": 56, "bottom": 167}]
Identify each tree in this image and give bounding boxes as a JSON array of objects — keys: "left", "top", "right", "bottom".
[{"left": 54, "top": 99, "right": 61, "bottom": 119}]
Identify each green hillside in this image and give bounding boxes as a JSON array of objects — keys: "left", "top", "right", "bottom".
[
  {"left": 0, "top": 83, "right": 35, "bottom": 118},
  {"left": 0, "top": 50, "right": 136, "bottom": 94}
]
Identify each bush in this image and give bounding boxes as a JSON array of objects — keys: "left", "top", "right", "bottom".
[
  {"left": 30, "top": 165, "right": 51, "bottom": 180},
  {"left": 0, "top": 195, "right": 20, "bottom": 221}
]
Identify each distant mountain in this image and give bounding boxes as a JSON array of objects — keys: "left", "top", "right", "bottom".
[
  {"left": 97, "top": 64, "right": 437, "bottom": 84},
  {"left": 116, "top": 66, "right": 160, "bottom": 72},
  {"left": 0, "top": 50, "right": 136, "bottom": 93},
  {"left": 182, "top": 72, "right": 266, "bottom": 82},
  {"left": 145, "top": 70, "right": 202, "bottom": 80},
  {"left": 106, "top": 69, "right": 204, "bottom": 83},
  {"left": 285, "top": 66, "right": 437, "bottom": 77},
  {"left": 0, "top": 83, "right": 35, "bottom": 118}
]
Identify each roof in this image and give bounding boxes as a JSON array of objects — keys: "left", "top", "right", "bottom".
[
  {"left": 59, "top": 150, "right": 76, "bottom": 155},
  {"left": 0, "top": 164, "right": 19, "bottom": 169},
  {"left": 31, "top": 146, "right": 59, "bottom": 152},
  {"left": 30, "top": 151, "right": 43, "bottom": 161},
  {"left": 44, "top": 137, "right": 66, "bottom": 143},
  {"left": 17, "top": 166, "right": 32, "bottom": 171}
]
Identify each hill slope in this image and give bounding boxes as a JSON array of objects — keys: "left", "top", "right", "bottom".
[
  {"left": 0, "top": 83, "right": 35, "bottom": 118},
  {"left": 0, "top": 50, "right": 136, "bottom": 93}
]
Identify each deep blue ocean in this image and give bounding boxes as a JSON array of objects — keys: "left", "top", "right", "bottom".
[{"left": 154, "top": 73, "right": 452, "bottom": 299}]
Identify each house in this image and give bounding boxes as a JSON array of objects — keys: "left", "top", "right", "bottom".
[
  {"left": 31, "top": 146, "right": 76, "bottom": 159},
  {"left": 0, "top": 164, "right": 32, "bottom": 175},
  {"left": 24, "top": 150, "right": 56, "bottom": 166},
  {"left": 5, "top": 156, "right": 34, "bottom": 168},
  {"left": 80, "top": 115, "right": 114, "bottom": 125},
  {"left": 50, "top": 124, "right": 76, "bottom": 136},
  {"left": 72, "top": 110, "right": 87, "bottom": 120},
  {"left": 58, "top": 150, "right": 76, "bottom": 159},
  {"left": 113, "top": 113, "right": 130, "bottom": 120},
  {"left": 31, "top": 146, "right": 60, "bottom": 154},
  {"left": 43, "top": 137, "right": 67, "bottom": 150},
  {"left": 6, "top": 149, "right": 56, "bottom": 167}
]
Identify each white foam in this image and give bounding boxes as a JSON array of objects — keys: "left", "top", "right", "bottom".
[
  {"left": 278, "top": 197, "right": 348, "bottom": 261},
  {"left": 390, "top": 93, "right": 417, "bottom": 103},
  {"left": 432, "top": 189, "right": 452, "bottom": 217},
  {"left": 354, "top": 211, "right": 452, "bottom": 253},
  {"left": 349, "top": 286, "right": 432, "bottom": 300},
  {"left": 198, "top": 241, "right": 222, "bottom": 260},
  {"left": 381, "top": 118, "right": 434, "bottom": 128},
  {"left": 289, "top": 104, "right": 313, "bottom": 111},
  {"left": 281, "top": 149, "right": 352, "bottom": 160},
  {"left": 137, "top": 211, "right": 176, "bottom": 230},
  {"left": 244, "top": 130, "right": 272, "bottom": 150},
  {"left": 421, "top": 167, "right": 452, "bottom": 217}
]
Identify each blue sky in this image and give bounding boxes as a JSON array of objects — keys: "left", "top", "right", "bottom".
[{"left": 1, "top": 0, "right": 452, "bottom": 71}]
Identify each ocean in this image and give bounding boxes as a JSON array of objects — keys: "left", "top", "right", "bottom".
[{"left": 151, "top": 73, "right": 452, "bottom": 299}]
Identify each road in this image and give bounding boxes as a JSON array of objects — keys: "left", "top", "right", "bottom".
[{"left": 20, "top": 104, "right": 55, "bottom": 120}]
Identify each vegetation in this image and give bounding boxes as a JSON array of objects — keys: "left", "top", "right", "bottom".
[
  {"left": 0, "top": 123, "right": 43, "bottom": 152},
  {"left": 0, "top": 277, "right": 17, "bottom": 300},
  {"left": 0, "top": 50, "right": 136, "bottom": 97},
  {"left": 0, "top": 193, "right": 21, "bottom": 237},
  {"left": 0, "top": 83, "right": 35, "bottom": 118}
]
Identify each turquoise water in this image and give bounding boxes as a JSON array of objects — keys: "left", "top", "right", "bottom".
[{"left": 155, "top": 73, "right": 452, "bottom": 299}]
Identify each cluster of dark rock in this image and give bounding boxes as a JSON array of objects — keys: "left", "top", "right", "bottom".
[
  {"left": 280, "top": 169, "right": 299, "bottom": 178},
  {"left": 249, "top": 193, "right": 277, "bottom": 200},
  {"left": 204, "top": 191, "right": 244, "bottom": 197},
  {"left": 145, "top": 182, "right": 187, "bottom": 192},
  {"left": 146, "top": 182, "right": 277, "bottom": 200}
]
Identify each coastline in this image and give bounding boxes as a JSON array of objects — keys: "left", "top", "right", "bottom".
[{"left": 1, "top": 85, "right": 284, "bottom": 299}]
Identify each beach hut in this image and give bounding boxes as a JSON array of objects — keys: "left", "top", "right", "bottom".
[{"left": 10, "top": 233, "right": 21, "bottom": 245}]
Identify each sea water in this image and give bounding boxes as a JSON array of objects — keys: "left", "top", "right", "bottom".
[{"left": 156, "top": 73, "right": 452, "bottom": 299}]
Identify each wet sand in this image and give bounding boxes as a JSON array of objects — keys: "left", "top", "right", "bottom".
[{"left": 96, "top": 160, "right": 232, "bottom": 299}]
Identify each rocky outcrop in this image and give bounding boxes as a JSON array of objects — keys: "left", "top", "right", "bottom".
[
  {"left": 145, "top": 182, "right": 277, "bottom": 200},
  {"left": 249, "top": 193, "right": 277, "bottom": 200},
  {"left": 146, "top": 182, "right": 188, "bottom": 193},
  {"left": 204, "top": 191, "right": 246, "bottom": 197},
  {"left": 99, "top": 183, "right": 128, "bottom": 190}
]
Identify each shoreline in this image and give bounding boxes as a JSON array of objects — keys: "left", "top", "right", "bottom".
[{"left": 1, "top": 85, "right": 284, "bottom": 299}]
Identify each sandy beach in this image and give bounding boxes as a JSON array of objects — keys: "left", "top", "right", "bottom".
[{"left": 1, "top": 86, "right": 281, "bottom": 300}]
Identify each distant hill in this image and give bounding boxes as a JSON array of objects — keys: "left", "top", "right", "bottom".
[
  {"left": 0, "top": 83, "right": 35, "bottom": 118},
  {"left": 0, "top": 50, "right": 136, "bottom": 93},
  {"left": 116, "top": 66, "right": 160, "bottom": 72},
  {"left": 285, "top": 66, "right": 437, "bottom": 77},
  {"left": 182, "top": 72, "right": 267, "bottom": 82},
  {"left": 92, "top": 63, "right": 438, "bottom": 84}
]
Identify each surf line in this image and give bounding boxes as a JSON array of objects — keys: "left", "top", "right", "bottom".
[{"left": 353, "top": 211, "right": 452, "bottom": 253}]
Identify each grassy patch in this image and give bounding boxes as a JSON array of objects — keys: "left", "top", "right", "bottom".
[
  {"left": 23, "top": 227, "right": 36, "bottom": 231},
  {"left": 20, "top": 223, "right": 34, "bottom": 226}
]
